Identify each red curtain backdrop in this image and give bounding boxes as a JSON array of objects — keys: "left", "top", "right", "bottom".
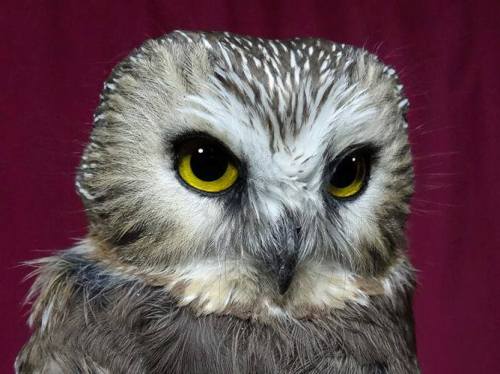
[{"left": 2, "top": 1, "right": 499, "bottom": 372}]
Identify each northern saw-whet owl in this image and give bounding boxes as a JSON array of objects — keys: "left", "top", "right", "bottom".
[{"left": 17, "top": 30, "right": 418, "bottom": 373}]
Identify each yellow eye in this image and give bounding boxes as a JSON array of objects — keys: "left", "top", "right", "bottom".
[
  {"left": 177, "top": 139, "right": 239, "bottom": 193},
  {"left": 328, "top": 152, "right": 367, "bottom": 198}
]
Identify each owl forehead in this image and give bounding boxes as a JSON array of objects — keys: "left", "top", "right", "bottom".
[
  {"left": 170, "top": 30, "right": 407, "bottom": 108},
  {"left": 180, "top": 30, "right": 357, "bottom": 122},
  {"left": 176, "top": 29, "right": 349, "bottom": 82}
]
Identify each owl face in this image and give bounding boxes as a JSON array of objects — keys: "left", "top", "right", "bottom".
[{"left": 77, "top": 31, "right": 412, "bottom": 317}]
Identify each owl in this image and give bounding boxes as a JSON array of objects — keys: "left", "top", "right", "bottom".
[{"left": 16, "top": 30, "right": 418, "bottom": 373}]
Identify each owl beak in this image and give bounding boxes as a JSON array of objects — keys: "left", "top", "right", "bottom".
[
  {"left": 265, "top": 225, "right": 301, "bottom": 295},
  {"left": 275, "top": 251, "right": 298, "bottom": 295}
]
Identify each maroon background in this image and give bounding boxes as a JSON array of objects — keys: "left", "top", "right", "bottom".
[{"left": 2, "top": 1, "right": 499, "bottom": 372}]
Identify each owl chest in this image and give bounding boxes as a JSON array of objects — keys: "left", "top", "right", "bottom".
[
  {"left": 138, "top": 312, "right": 392, "bottom": 374},
  {"left": 114, "top": 293, "right": 417, "bottom": 373}
]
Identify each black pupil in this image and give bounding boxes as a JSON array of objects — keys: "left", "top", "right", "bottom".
[
  {"left": 190, "top": 144, "right": 229, "bottom": 181},
  {"left": 331, "top": 155, "right": 360, "bottom": 188}
]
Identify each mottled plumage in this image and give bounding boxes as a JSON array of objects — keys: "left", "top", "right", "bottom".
[{"left": 17, "top": 30, "right": 418, "bottom": 373}]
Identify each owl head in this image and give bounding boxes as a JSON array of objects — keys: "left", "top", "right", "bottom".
[{"left": 76, "top": 31, "right": 413, "bottom": 319}]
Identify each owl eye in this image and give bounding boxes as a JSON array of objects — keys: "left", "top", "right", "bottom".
[
  {"left": 328, "top": 151, "right": 367, "bottom": 198},
  {"left": 176, "top": 138, "right": 239, "bottom": 193}
]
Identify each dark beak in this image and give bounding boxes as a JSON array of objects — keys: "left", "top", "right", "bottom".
[
  {"left": 264, "top": 223, "right": 301, "bottom": 295},
  {"left": 275, "top": 250, "right": 298, "bottom": 295}
]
